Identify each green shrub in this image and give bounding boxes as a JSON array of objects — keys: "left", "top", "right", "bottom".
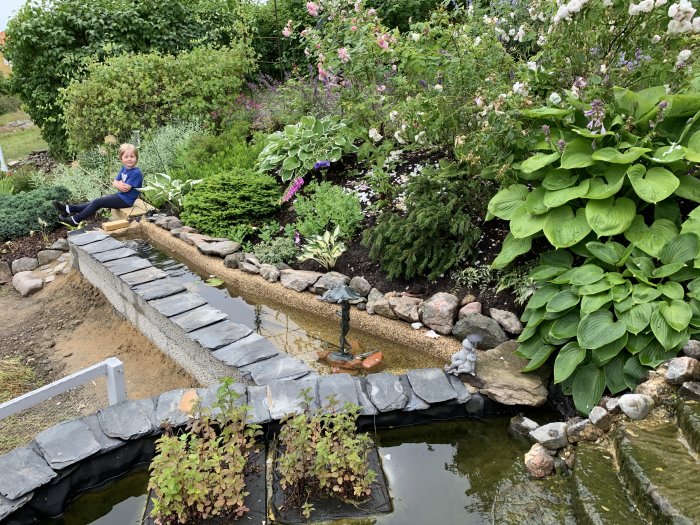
[
  {"left": 137, "top": 122, "right": 203, "bottom": 176},
  {"left": 0, "top": 186, "right": 71, "bottom": 241},
  {"left": 364, "top": 162, "right": 491, "bottom": 280},
  {"left": 47, "top": 163, "right": 112, "bottom": 202},
  {"left": 293, "top": 181, "right": 363, "bottom": 240},
  {"left": 0, "top": 95, "right": 21, "bottom": 115},
  {"left": 61, "top": 44, "right": 256, "bottom": 152},
  {"left": 181, "top": 169, "right": 280, "bottom": 237},
  {"left": 298, "top": 226, "right": 347, "bottom": 271},
  {"left": 253, "top": 236, "right": 299, "bottom": 265}
]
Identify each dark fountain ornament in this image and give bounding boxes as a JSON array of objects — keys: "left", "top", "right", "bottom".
[{"left": 320, "top": 284, "right": 363, "bottom": 361}]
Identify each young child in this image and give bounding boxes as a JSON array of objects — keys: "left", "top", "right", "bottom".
[{"left": 55, "top": 143, "right": 143, "bottom": 225}]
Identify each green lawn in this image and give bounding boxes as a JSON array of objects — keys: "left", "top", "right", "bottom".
[{"left": 0, "top": 111, "right": 48, "bottom": 162}]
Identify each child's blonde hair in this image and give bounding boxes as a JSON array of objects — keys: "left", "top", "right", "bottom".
[{"left": 118, "top": 143, "right": 139, "bottom": 161}]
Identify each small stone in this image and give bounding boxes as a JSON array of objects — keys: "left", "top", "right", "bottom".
[
  {"left": 679, "top": 381, "right": 700, "bottom": 401},
  {"left": 49, "top": 238, "right": 69, "bottom": 251},
  {"left": 524, "top": 443, "right": 554, "bottom": 478},
  {"left": 425, "top": 330, "right": 439, "bottom": 339},
  {"left": 635, "top": 373, "right": 673, "bottom": 402},
  {"left": 362, "top": 352, "right": 384, "bottom": 370},
  {"left": 11, "top": 257, "right": 38, "bottom": 274},
  {"left": 372, "top": 298, "right": 397, "bottom": 319},
  {"left": 238, "top": 261, "right": 260, "bottom": 274},
  {"left": 458, "top": 302, "right": 482, "bottom": 318},
  {"left": 164, "top": 217, "right": 182, "bottom": 230},
  {"left": 665, "top": 356, "right": 700, "bottom": 385},
  {"left": 258, "top": 264, "right": 280, "bottom": 282},
  {"left": 566, "top": 419, "right": 604, "bottom": 443},
  {"left": 508, "top": 415, "right": 539, "bottom": 439},
  {"left": 389, "top": 296, "right": 422, "bottom": 323},
  {"left": 420, "top": 292, "right": 459, "bottom": 335},
  {"left": 224, "top": 252, "right": 245, "bottom": 268},
  {"left": 452, "top": 313, "right": 508, "bottom": 350},
  {"left": 12, "top": 271, "right": 43, "bottom": 297},
  {"left": 349, "top": 276, "right": 371, "bottom": 297},
  {"left": 461, "top": 294, "right": 476, "bottom": 306},
  {"left": 279, "top": 269, "right": 322, "bottom": 292},
  {"left": 411, "top": 322, "right": 423, "bottom": 329},
  {"left": 589, "top": 406, "right": 613, "bottom": 431},
  {"left": 37, "top": 250, "right": 63, "bottom": 266},
  {"left": 552, "top": 457, "right": 569, "bottom": 475},
  {"left": 309, "top": 272, "right": 349, "bottom": 295},
  {"left": 488, "top": 308, "right": 523, "bottom": 334},
  {"left": 604, "top": 397, "right": 621, "bottom": 414},
  {"left": 529, "top": 422, "right": 568, "bottom": 450},
  {"left": 197, "top": 240, "right": 241, "bottom": 257},
  {"left": 365, "top": 288, "right": 384, "bottom": 315},
  {"left": 0, "top": 261, "right": 11, "bottom": 284},
  {"left": 619, "top": 394, "right": 654, "bottom": 420},
  {"left": 682, "top": 339, "right": 700, "bottom": 359}
]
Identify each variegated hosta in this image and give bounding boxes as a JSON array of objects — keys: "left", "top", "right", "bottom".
[{"left": 488, "top": 84, "right": 700, "bottom": 414}]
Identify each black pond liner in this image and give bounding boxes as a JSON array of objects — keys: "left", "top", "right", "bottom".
[
  {"left": 271, "top": 444, "right": 391, "bottom": 524},
  {"left": 6, "top": 436, "right": 158, "bottom": 525},
  {"left": 141, "top": 447, "right": 267, "bottom": 525}
]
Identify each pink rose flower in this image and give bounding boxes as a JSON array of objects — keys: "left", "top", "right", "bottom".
[
  {"left": 307, "top": 1, "right": 319, "bottom": 16},
  {"left": 338, "top": 47, "right": 351, "bottom": 62}
]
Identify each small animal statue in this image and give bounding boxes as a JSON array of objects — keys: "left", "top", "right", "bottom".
[{"left": 445, "top": 334, "right": 481, "bottom": 376}]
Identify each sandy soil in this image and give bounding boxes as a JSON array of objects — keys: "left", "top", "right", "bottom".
[{"left": 0, "top": 269, "right": 198, "bottom": 453}]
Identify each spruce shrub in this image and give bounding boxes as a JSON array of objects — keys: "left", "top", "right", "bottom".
[
  {"left": 293, "top": 181, "right": 363, "bottom": 240},
  {"left": 181, "top": 169, "right": 280, "bottom": 238},
  {"left": 0, "top": 186, "right": 71, "bottom": 241}
]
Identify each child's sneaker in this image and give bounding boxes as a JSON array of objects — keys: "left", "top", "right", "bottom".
[
  {"left": 53, "top": 201, "right": 69, "bottom": 213},
  {"left": 58, "top": 214, "right": 78, "bottom": 225}
]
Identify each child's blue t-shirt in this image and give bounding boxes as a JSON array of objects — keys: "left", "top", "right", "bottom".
[{"left": 115, "top": 167, "right": 143, "bottom": 206}]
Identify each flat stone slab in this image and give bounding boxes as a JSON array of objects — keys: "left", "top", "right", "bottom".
[
  {"left": 0, "top": 447, "right": 56, "bottom": 499},
  {"left": 353, "top": 377, "right": 378, "bottom": 416},
  {"left": 267, "top": 378, "right": 319, "bottom": 420},
  {"left": 81, "top": 237, "right": 124, "bottom": 254},
  {"left": 104, "top": 256, "right": 152, "bottom": 276},
  {"left": 154, "top": 389, "right": 193, "bottom": 427},
  {"left": 149, "top": 292, "right": 207, "bottom": 317},
  {"left": 93, "top": 247, "right": 137, "bottom": 262},
  {"left": 120, "top": 267, "right": 168, "bottom": 286},
  {"left": 189, "top": 320, "right": 253, "bottom": 349},
  {"left": 406, "top": 368, "right": 458, "bottom": 404},
  {"left": 365, "top": 373, "right": 408, "bottom": 412},
  {"left": 317, "top": 373, "right": 359, "bottom": 410},
  {"left": 247, "top": 385, "right": 271, "bottom": 424},
  {"left": 242, "top": 354, "right": 311, "bottom": 385},
  {"left": 34, "top": 420, "right": 101, "bottom": 470},
  {"left": 172, "top": 305, "right": 228, "bottom": 332},
  {"left": 0, "top": 492, "right": 32, "bottom": 521},
  {"left": 446, "top": 375, "right": 471, "bottom": 404},
  {"left": 212, "top": 334, "right": 279, "bottom": 367},
  {"left": 196, "top": 383, "right": 247, "bottom": 414},
  {"left": 68, "top": 231, "right": 108, "bottom": 246},
  {"left": 399, "top": 375, "right": 430, "bottom": 411},
  {"left": 97, "top": 399, "right": 157, "bottom": 440},
  {"left": 79, "top": 414, "right": 124, "bottom": 453},
  {"left": 134, "top": 280, "right": 186, "bottom": 301}
]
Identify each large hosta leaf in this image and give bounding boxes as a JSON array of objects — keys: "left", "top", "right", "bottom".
[
  {"left": 542, "top": 169, "right": 578, "bottom": 190},
  {"left": 650, "top": 310, "right": 688, "bottom": 350},
  {"left": 665, "top": 93, "right": 700, "bottom": 118},
  {"left": 623, "top": 355, "right": 648, "bottom": 389},
  {"left": 686, "top": 130, "right": 700, "bottom": 162},
  {"left": 614, "top": 86, "right": 666, "bottom": 121},
  {"left": 488, "top": 184, "right": 528, "bottom": 220},
  {"left": 592, "top": 146, "right": 650, "bottom": 163},
  {"left": 659, "top": 232, "right": 699, "bottom": 264},
  {"left": 674, "top": 175, "right": 700, "bottom": 203},
  {"left": 520, "top": 107, "right": 574, "bottom": 119},
  {"left": 522, "top": 344, "right": 557, "bottom": 372},
  {"left": 521, "top": 152, "right": 561, "bottom": 173},
  {"left": 585, "top": 171, "right": 625, "bottom": 200},
  {"left": 570, "top": 265, "right": 605, "bottom": 285},
  {"left": 585, "top": 241, "right": 626, "bottom": 266},
  {"left": 639, "top": 340, "right": 680, "bottom": 367},
  {"left": 577, "top": 310, "right": 627, "bottom": 350},
  {"left": 554, "top": 342, "right": 586, "bottom": 383},
  {"left": 586, "top": 197, "right": 636, "bottom": 236},
  {"left": 624, "top": 217, "right": 677, "bottom": 258},
  {"left": 632, "top": 283, "right": 662, "bottom": 303},
  {"left": 651, "top": 144, "right": 687, "bottom": 164},
  {"left": 525, "top": 187, "right": 549, "bottom": 215},
  {"left": 592, "top": 334, "right": 628, "bottom": 366},
  {"left": 571, "top": 364, "right": 606, "bottom": 415},
  {"left": 604, "top": 355, "right": 628, "bottom": 394},
  {"left": 543, "top": 180, "right": 590, "bottom": 208},
  {"left": 618, "top": 302, "right": 652, "bottom": 334},
  {"left": 510, "top": 205, "right": 549, "bottom": 239},
  {"left": 546, "top": 290, "right": 580, "bottom": 313},
  {"left": 561, "top": 139, "right": 595, "bottom": 169},
  {"left": 659, "top": 300, "right": 692, "bottom": 332},
  {"left": 627, "top": 166, "right": 679, "bottom": 203},
  {"left": 580, "top": 291, "right": 613, "bottom": 314},
  {"left": 550, "top": 311, "right": 581, "bottom": 339},
  {"left": 491, "top": 233, "right": 532, "bottom": 269},
  {"left": 544, "top": 206, "right": 592, "bottom": 248}
]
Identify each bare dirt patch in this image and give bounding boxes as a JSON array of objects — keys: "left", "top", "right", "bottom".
[{"left": 0, "top": 270, "right": 198, "bottom": 453}]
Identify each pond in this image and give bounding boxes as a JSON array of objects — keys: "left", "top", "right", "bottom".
[{"left": 40, "top": 417, "right": 573, "bottom": 525}]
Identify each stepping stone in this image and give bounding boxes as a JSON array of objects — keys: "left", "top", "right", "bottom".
[
  {"left": 212, "top": 334, "right": 279, "bottom": 367},
  {"left": 81, "top": 237, "right": 124, "bottom": 254},
  {"left": 68, "top": 231, "right": 108, "bottom": 246},
  {"left": 172, "top": 305, "right": 228, "bottom": 332},
  {"left": 406, "top": 368, "right": 458, "bottom": 404},
  {"left": 241, "top": 354, "right": 311, "bottom": 385},
  {"left": 134, "top": 280, "right": 186, "bottom": 301},
  {"left": 104, "top": 256, "right": 152, "bottom": 276},
  {"left": 93, "top": 247, "right": 136, "bottom": 262},
  {"left": 34, "top": 420, "right": 101, "bottom": 470},
  {"left": 246, "top": 385, "right": 271, "bottom": 424},
  {"left": 188, "top": 320, "right": 252, "bottom": 349},
  {"left": 97, "top": 399, "right": 157, "bottom": 440},
  {"left": 120, "top": 267, "right": 167, "bottom": 286},
  {"left": 149, "top": 292, "right": 207, "bottom": 317},
  {"left": 365, "top": 373, "right": 408, "bottom": 412},
  {"left": 353, "top": 377, "right": 378, "bottom": 416},
  {"left": 446, "top": 374, "right": 471, "bottom": 404},
  {"left": 79, "top": 414, "right": 124, "bottom": 453},
  {"left": 0, "top": 493, "right": 32, "bottom": 521},
  {"left": 399, "top": 375, "right": 430, "bottom": 411},
  {"left": 266, "top": 377, "right": 318, "bottom": 420},
  {"left": 317, "top": 373, "right": 359, "bottom": 410},
  {"left": 0, "top": 447, "right": 56, "bottom": 499}
]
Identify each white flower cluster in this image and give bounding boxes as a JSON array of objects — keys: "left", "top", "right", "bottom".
[
  {"left": 553, "top": 0, "right": 590, "bottom": 23},
  {"left": 628, "top": 0, "right": 666, "bottom": 16},
  {"left": 676, "top": 48, "right": 692, "bottom": 67},
  {"left": 513, "top": 81, "right": 529, "bottom": 96},
  {"left": 667, "top": 0, "right": 698, "bottom": 33}
]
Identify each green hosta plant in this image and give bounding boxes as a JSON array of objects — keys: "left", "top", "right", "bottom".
[
  {"left": 298, "top": 226, "right": 347, "bottom": 270},
  {"left": 141, "top": 172, "right": 202, "bottom": 212},
  {"left": 256, "top": 115, "right": 358, "bottom": 182}
]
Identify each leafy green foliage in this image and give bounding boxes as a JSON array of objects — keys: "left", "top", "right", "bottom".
[
  {"left": 62, "top": 45, "right": 256, "bottom": 152},
  {"left": 0, "top": 176, "right": 14, "bottom": 195},
  {"left": 181, "top": 169, "right": 280, "bottom": 237},
  {"left": 364, "top": 162, "right": 491, "bottom": 280},
  {"left": 148, "top": 379, "right": 261, "bottom": 524},
  {"left": 4, "top": 0, "right": 245, "bottom": 154},
  {"left": 257, "top": 115, "right": 357, "bottom": 182},
  {"left": 277, "top": 390, "right": 376, "bottom": 519},
  {"left": 253, "top": 236, "right": 299, "bottom": 265},
  {"left": 141, "top": 173, "right": 202, "bottom": 212},
  {"left": 136, "top": 122, "right": 204, "bottom": 176},
  {"left": 298, "top": 226, "right": 347, "bottom": 270},
  {"left": 293, "top": 181, "right": 363, "bottom": 240},
  {"left": 0, "top": 186, "right": 71, "bottom": 241}
]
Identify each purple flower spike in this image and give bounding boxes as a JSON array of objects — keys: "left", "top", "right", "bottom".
[
  {"left": 313, "top": 160, "right": 331, "bottom": 169},
  {"left": 282, "top": 177, "right": 305, "bottom": 203}
]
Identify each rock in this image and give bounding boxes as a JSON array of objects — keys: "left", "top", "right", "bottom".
[
  {"left": 566, "top": 419, "right": 603, "bottom": 443},
  {"left": 552, "top": 457, "right": 569, "bottom": 475},
  {"left": 259, "top": 264, "right": 280, "bottom": 282},
  {"left": 0, "top": 492, "right": 32, "bottom": 520},
  {"left": 679, "top": 381, "right": 700, "bottom": 401},
  {"left": 224, "top": 252, "right": 245, "bottom": 268},
  {"left": 170, "top": 228, "right": 182, "bottom": 237},
  {"left": 635, "top": 372, "right": 673, "bottom": 402},
  {"left": 420, "top": 292, "right": 459, "bottom": 335},
  {"left": 411, "top": 322, "right": 423, "bottom": 329},
  {"left": 97, "top": 399, "right": 157, "bottom": 439},
  {"left": 452, "top": 313, "right": 508, "bottom": 349},
  {"left": 372, "top": 298, "right": 397, "bottom": 319},
  {"left": 365, "top": 288, "right": 385, "bottom": 315},
  {"left": 529, "top": 422, "right": 568, "bottom": 450},
  {"left": 604, "top": 397, "right": 621, "bottom": 415},
  {"left": 11, "top": 257, "right": 38, "bottom": 274},
  {"left": 309, "top": 271, "right": 350, "bottom": 294},
  {"left": 349, "top": 276, "right": 371, "bottom": 297},
  {"left": 588, "top": 406, "right": 614, "bottom": 431},
  {"left": 180, "top": 232, "right": 213, "bottom": 246},
  {"left": 405, "top": 368, "right": 458, "bottom": 404},
  {"left": 665, "top": 356, "right": 700, "bottom": 385},
  {"left": 317, "top": 374, "right": 359, "bottom": 410},
  {"left": 197, "top": 240, "right": 241, "bottom": 257},
  {"left": 458, "top": 302, "right": 482, "bottom": 318},
  {"left": 362, "top": 352, "right": 383, "bottom": 370},
  {"left": 389, "top": 296, "right": 422, "bottom": 323},
  {"left": 682, "top": 339, "right": 700, "bottom": 359},
  {"left": 353, "top": 377, "right": 378, "bottom": 416},
  {"left": 488, "top": 308, "right": 523, "bottom": 334},
  {"left": 618, "top": 394, "right": 654, "bottom": 420},
  {"left": 279, "top": 269, "right": 322, "bottom": 292},
  {"left": 49, "top": 238, "right": 69, "bottom": 251},
  {"left": 238, "top": 261, "right": 260, "bottom": 274},
  {"left": 461, "top": 294, "right": 476, "bottom": 305},
  {"left": 524, "top": 444, "right": 554, "bottom": 478},
  {"left": 154, "top": 389, "right": 193, "bottom": 427},
  {"left": 274, "top": 262, "right": 291, "bottom": 270},
  {"left": 243, "top": 253, "right": 261, "bottom": 267},
  {"left": 399, "top": 375, "right": 430, "bottom": 411},
  {"left": 246, "top": 385, "right": 271, "bottom": 424},
  {"left": 266, "top": 378, "right": 318, "bottom": 420},
  {"left": 461, "top": 340, "right": 549, "bottom": 406},
  {"left": 155, "top": 216, "right": 169, "bottom": 227},
  {"left": 36, "top": 250, "right": 62, "bottom": 266},
  {"left": 0, "top": 261, "right": 11, "bottom": 284},
  {"left": 0, "top": 448, "right": 56, "bottom": 499},
  {"left": 164, "top": 217, "right": 182, "bottom": 230},
  {"left": 509, "top": 415, "right": 539, "bottom": 439},
  {"left": 12, "top": 271, "right": 43, "bottom": 297},
  {"left": 365, "top": 373, "right": 408, "bottom": 412},
  {"left": 34, "top": 420, "right": 102, "bottom": 469}
]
